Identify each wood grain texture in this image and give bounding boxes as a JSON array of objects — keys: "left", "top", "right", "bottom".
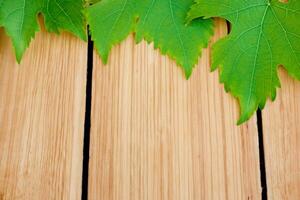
[
  {"left": 89, "top": 20, "right": 261, "bottom": 200},
  {"left": 262, "top": 69, "right": 300, "bottom": 199},
  {"left": 0, "top": 29, "right": 87, "bottom": 200}
]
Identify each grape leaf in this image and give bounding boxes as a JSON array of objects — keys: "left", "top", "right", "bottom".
[
  {"left": 0, "top": 0, "right": 86, "bottom": 62},
  {"left": 87, "top": 0, "right": 213, "bottom": 77},
  {"left": 188, "top": 0, "right": 300, "bottom": 124}
]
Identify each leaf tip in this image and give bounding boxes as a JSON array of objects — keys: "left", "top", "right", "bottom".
[
  {"left": 15, "top": 49, "right": 24, "bottom": 64},
  {"left": 101, "top": 53, "right": 109, "bottom": 64},
  {"left": 184, "top": 67, "right": 193, "bottom": 79},
  {"left": 237, "top": 117, "right": 246, "bottom": 126}
]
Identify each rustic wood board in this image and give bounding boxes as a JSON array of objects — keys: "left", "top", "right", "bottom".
[
  {"left": 0, "top": 29, "right": 87, "bottom": 200},
  {"left": 262, "top": 69, "right": 300, "bottom": 199},
  {"left": 89, "top": 20, "right": 261, "bottom": 200}
]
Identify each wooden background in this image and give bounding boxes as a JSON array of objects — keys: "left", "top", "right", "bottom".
[{"left": 0, "top": 20, "right": 299, "bottom": 200}]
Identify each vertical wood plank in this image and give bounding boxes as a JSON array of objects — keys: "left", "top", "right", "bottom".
[
  {"left": 262, "top": 69, "right": 300, "bottom": 199},
  {"left": 89, "top": 20, "right": 261, "bottom": 200},
  {"left": 0, "top": 29, "right": 87, "bottom": 200}
]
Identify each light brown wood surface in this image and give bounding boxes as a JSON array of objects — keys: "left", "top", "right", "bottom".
[
  {"left": 89, "top": 20, "right": 261, "bottom": 200},
  {"left": 262, "top": 69, "right": 300, "bottom": 199},
  {"left": 0, "top": 29, "right": 87, "bottom": 200},
  {"left": 2, "top": 17, "right": 299, "bottom": 200}
]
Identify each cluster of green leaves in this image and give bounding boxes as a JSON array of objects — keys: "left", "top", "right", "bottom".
[
  {"left": 1, "top": 0, "right": 299, "bottom": 124},
  {"left": 86, "top": 0, "right": 213, "bottom": 77},
  {"left": 0, "top": 0, "right": 86, "bottom": 61},
  {"left": 188, "top": 0, "right": 300, "bottom": 124}
]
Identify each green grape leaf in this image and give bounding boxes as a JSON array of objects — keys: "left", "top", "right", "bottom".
[
  {"left": 87, "top": 0, "right": 213, "bottom": 77},
  {"left": 0, "top": 0, "right": 86, "bottom": 62},
  {"left": 188, "top": 0, "right": 300, "bottom": 124}
]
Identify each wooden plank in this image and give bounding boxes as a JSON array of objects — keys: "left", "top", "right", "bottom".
[
  {"left": 262, "top": 69, "right": 300, "bottom": 199},
  {"left": 0, "top": 28, "right": 87, "bottom": 199},
  {"left": 89, "top": 20, "right": 261, "bottom": 200}
]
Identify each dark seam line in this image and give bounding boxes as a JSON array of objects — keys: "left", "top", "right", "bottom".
[
  {"left": 225, "top": 21, "right": 268, "bottom": 199},
  {"left": 257, "top": 109, "right": 268, "bottom": 200},
  {"left": 81, "top": 27, "right": 93, "bottom": 200},
  {"left": 226, "top": 21, "right": 231, "bottom": 34},
  {"left": 226, "top": 21, "right": 268, "bottom": 200}
]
